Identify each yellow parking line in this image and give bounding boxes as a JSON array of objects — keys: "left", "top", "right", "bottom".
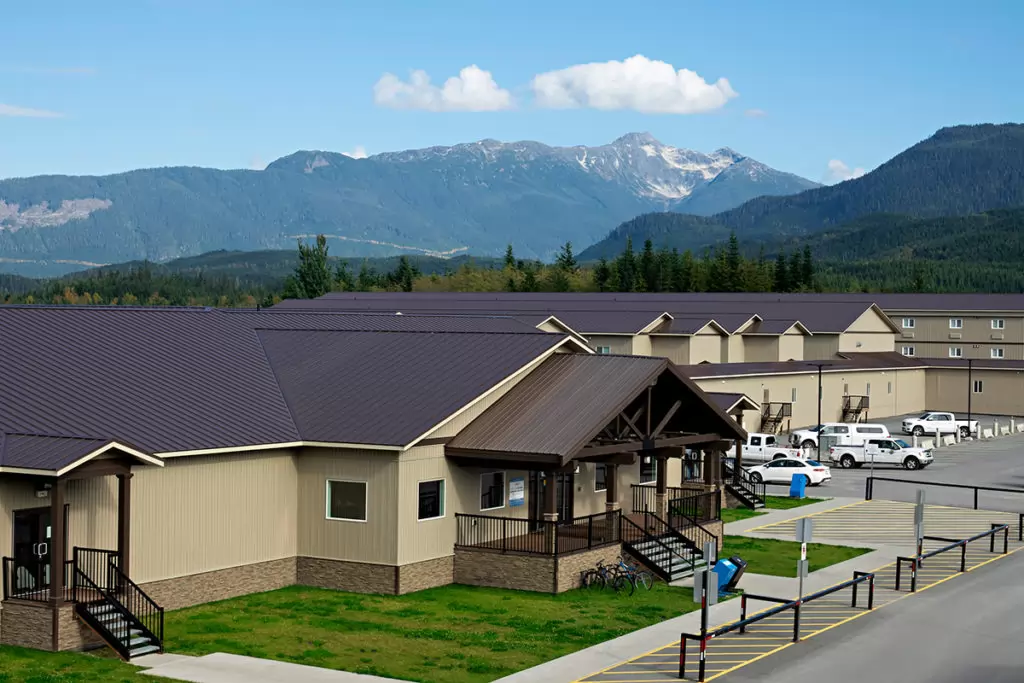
[{"left": 744, "top": 500, "right": 870, "bottom": 532}]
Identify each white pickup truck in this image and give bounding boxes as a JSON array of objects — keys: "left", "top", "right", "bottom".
[
  {"left": 829, "top": 438, "right": 934, "bottom": 470},
  {"left": 743, "top": 433, "right": 805, "bottom": 463},
  {"left": 901, "top": 412, "right": 979, "bottom": 438}
]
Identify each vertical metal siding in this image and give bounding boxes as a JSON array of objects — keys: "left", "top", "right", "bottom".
[
  {"left": 650, "top": 337, "right": 689, "bottom": 365},
  {"left": 690, "top": 331, "right": 723, "bottom": 364},
  {"left": 396, "top": 445, "right": 455, "bottom": 565},
  {"left": 297, "top": 447, "right": 398, "bottom": 565},
  {"left": 131, "top": 450, "right": 299, "bottom": 584}
]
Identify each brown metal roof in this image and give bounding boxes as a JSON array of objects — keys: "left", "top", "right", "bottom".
[
  {"left": 707, "top": 392, "right": 759, "bottom": 414},
  {"left": 257, "top": 329, "right": 566, "bottom": 446},
  {"left": 0, "top": 434, "right": 110, "bottom": 471},
  {"left": 684, "top": 352, "right": 926, "bottom": 379},
  {"left": 447, "top": 354, "right": 745, "bottom": 461}
]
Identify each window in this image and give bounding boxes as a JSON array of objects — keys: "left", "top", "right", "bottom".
[
  {"left": 949, "top": 318, "right": 963, "bottom": 329},
  {"left": 765, "top": 436, "right": 777, "bottom": 446},
  {"left": 596, "top": 346, "right": 611, "bottom": 354},
  {"left": 418, "top": 480, "right": 445, "bottom": 521},
  {"left": 949, "top": 346, "right": 963, "bottom": 358},
  {"left": 480, "top": 472, "right": 505, "bottom": 511},
  {"left": 640, "top": 455, "right": 657, "bottom": 484},
  {"left": 974, "top": 380, "right": 984, "bottom": 393},
  {"left": 991, "top": 348, "right": 1005, "bottom": 359},
  {"left": 992, "top": 319, "right": 1005, "bottom": 330},
  {"left": 855, "top": 426, "right": 884, "bottom": 434},
  {"left": 326, "top": 480, "right": 367, "bottom": 522},
  {"left": 887, "top": 381, "right": 892, "bottom": 394},
  {"left": 750, "top": 435, "right": 762, "bottom": 447},
  {"left": 866, "top": 383, "right": 871, "bottom": 396},
  {"left": 791, "top": 387, "right": 797, "bottom": 403},
  {"left": 902, "top": 318, "right": 915, "bottom": 329},
  {"left": 594, "top": 464, "right": 607, "bottom": 492},
  {"left": 902, "top": 346, "right": 915, "bottom": 356},
  {"left": 843, "top": 383, "right": 849, "bottom": 395}
]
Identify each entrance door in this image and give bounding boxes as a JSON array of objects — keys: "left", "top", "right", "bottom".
[
  {"left": 12, "top": 508, "right": 51, "bottom": 596},
  {"left": 528, "top": 472, "right": 575, "bottom": 528}
]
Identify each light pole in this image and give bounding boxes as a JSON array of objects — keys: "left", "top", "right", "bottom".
[
  {"left": 967, "top": 358, "right": 973, "bottom": 425},
  {"left": 807, "top": 362, "right": 831, "bottom": 461}
]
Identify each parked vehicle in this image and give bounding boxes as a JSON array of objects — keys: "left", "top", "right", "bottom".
[
  {"left": 743, "top": 433, "right": 804, "bottom": 463},
  {"left": 790, "top": 423, "right": 890, "bottom": 449},
  {"left": 901, "top": 412, "right": 979, "bottom": 438},
  {"left": 746, "top": 458, "right": 831, "bottom": 486},
  {"left": 829, "top": 438, "right": 934, "bottom": 470}
]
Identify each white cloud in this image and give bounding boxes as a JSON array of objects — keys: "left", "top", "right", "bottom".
[
  {"left": 530, "top": 54, "right": 737, "bottom": 114},
  {"left": 823, "top": 159, "right": 866, "bottom": 184},
  {"left": 373, "top": 65, "right": 513, "bottom": 112},
  {"left": 342, "top": 145, "right": 368, "bottom": 159},
  {"left": 0, "top": 103, "right": 64, "bottom": 118},
  {"left": 744, "top": 108, "right": 767, "bottom": 118},
  {"left": 249, "top": 156, "right": 266, "bottom": 171}
]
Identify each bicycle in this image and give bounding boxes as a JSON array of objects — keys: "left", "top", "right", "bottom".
[
  {"left": 581, "top": 559, "right": 617, "bottom": 590},
  {"left": 612, "top": 555, "right": 654, "bottom": 596}
]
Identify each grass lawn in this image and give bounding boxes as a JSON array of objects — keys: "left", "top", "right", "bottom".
[
  {"left": 720, "top": 495, "right": 825, "bottom": 524},
  {"left": 0, "top": 645, "right": 144, "bottom": 683},
  {"left": 722, "top": 535, "right": 870, "bottom": 577},
  {"left": 161, "top": 583, "right": 702, "bottom": 683}
]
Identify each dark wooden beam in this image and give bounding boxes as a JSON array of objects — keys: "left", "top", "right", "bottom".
[
  {"left": 576, "top": 452, "right": 637, "bottom": 466},
  {"left": 606, "top": 463, "right": 618, "bottom": 508},
  {"left": 646, "top": 386, "right": 653, "bottom": 436},
  {"left": 50, "top": 477, "right": 66, "bottom": 643},
  {"left": 618, "top": 410, "right": 644, "bottom": 441},
  {"left": 446, "top": 454, "right": 561, "bottom": 470},
  {"left": 117, "top": 473, "right": 133, "bottom": 577},
  {"left": 543, "top": 470, "right": 557, "bottom": 518},
  {"left": 60, "top": 459, "right": 131, "bottom": 481},
  {"left": 650, "top": 400, "right": 682, "bottom": 440},
  {"left": 577, "top": 433, "right": 721, "bottom": 458}
]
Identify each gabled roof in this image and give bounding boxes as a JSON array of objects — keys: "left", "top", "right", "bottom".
[
  {"left": 0, "top": 433, "right": 162, "bottom": 476},
  {"left": 707, "top": 393, "right": 760, "bottom": 414},
  {"left": 741, "top": 319, "right": 812, "bottom": 336}
]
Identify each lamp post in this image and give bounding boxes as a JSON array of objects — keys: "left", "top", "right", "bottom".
[
  {"left": 967, "top": 358, "right": 973, "bottom": 425},
  {"left": 806, "top": 362, "right": 832, "bottom": 461}
]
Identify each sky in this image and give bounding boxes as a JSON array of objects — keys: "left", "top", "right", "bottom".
[{"left": 1, "top": 0, "right": 1021, "bottom": 183}]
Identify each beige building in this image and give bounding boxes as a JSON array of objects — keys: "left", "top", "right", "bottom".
[{"left": 0, "top": 307, "right": 745, "bottom": 659}]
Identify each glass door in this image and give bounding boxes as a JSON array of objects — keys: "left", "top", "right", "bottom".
[{"left": 12, "top": 508, "right": 51, "bottom": 597}]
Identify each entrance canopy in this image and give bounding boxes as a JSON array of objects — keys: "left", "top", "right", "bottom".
[
  {"left": 0, "top": 433, "right": 163, "bottom": 478},
  {"left": 446, "top": 354, "right": 746, "bottom": 468}
]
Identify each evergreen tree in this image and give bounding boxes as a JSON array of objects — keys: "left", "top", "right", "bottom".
[
  {"left": 800, "top": 245, "right": 814, "bottom": 290},
  {"left": 554, "top": 242, "right": 578, "bottom": 273},
  {"left": 675, "top": 250, "right": 694, "bottom": 292},
  {"left": 773, "top": 251, "right": 789, "bottom": 292},
  {"left": 391, "top": 256, "right": 420, "bottom": 292},
  {"left": 594, "top": 258, "right": 612, "bottom": 292},
  {"left": 289, "top": 234, "right": 332, "bottom": 298},
  {"left": 725, "top": 232, "right": 742, "bottom": 292},
  {"left": 356, "top": 261, "right": 378, "bottom": 291},
  {"left": 504, "top": 244, "right": 516, "bottom": 270},
  {"left": 335, "top": 261, "right": 355, "bottom": 291},
  {"left": 615, "top": 236, "right": 637, "bottom": 292},
  {"left": 638, "top": 239, "right": 657, "bottom": 292},
  {"left": 789, "top": 250, "right": 803, "bottom": 290}
]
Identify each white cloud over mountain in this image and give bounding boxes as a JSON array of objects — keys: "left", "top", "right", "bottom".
[
  {"left": 823, "top": 159, "right": 866, "bottom": 184},
  {"left": 530, "top": 55, "right": 737, "bottom": 114},
  {"left": 343, "top": 146, "right": 369, "bottom": 159},
  {"left": 373, "top": 65, "right": 513, "bottom": 112}
]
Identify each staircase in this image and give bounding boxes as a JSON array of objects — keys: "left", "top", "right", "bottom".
[
  {"left": 71, "top": 548, "right": 164, "bottom": 660},
  {"left": 620, "top": 512, "right": 708, "bottom": 583},
  {"left": 760, "top": 402, "right": 793, "bottom": 434},
  {"left": 842, "top": 395, "right": 870, "bottom": 423},
  {"left": 722, "top": 461, "right": 766, "bottom": 509}
]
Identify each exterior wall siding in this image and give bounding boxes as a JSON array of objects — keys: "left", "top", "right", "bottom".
[
  {"left": 396, "top": 445, "right": 457, "bottom": 566},
  {"left": 0, "top": 601, "right": 52, "bottom": 650},
  {"left": 725, "top": 335, "right": 745, "bottom": 363},
  {"left": 454, "top": 549, "right": 556, "bottom": 592},
  {"left": 650, "top": 337, "right": 690, "bottom": 365},
  {"left": 779, "top": 332, "right": 805, "bottom": 361},
  {"left": 297, "top": 448, "right": 398, "bottom": 565},
  {"left": 689, "top": 331, "right": 723, "bottom": 364},
  {"left": 132, "top": 450, "right": 298, "bottom": 584},
  {"left": 892, "top": 311, "right": 1024, "bottom": 360},
  {"left": 139, "top": 557, "right": 297, "bottom": 611},
  {"left": 926, "top": 368, "right": 1024, "bottom": 416},
  {"left": 296, "top": 556, "right": 397, "bottom": 594},
  {"left": 803, "top": 335, "right": 840, "bottom": 361},
  {"left": 631, "top": 334, "right": 653, "bottom": 356},
  {"left": 397, "top": 555, "right": 455, "bottom": 594},
  {"left": 587, "top": 335, "right": 633, "bottom": 355},
  {"left": 743, "top": 336, "right": 780, "bottom": 363}
]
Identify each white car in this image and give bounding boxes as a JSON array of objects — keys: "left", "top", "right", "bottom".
[{"left": 746, "top": 458, "right": 832, "bottom": 486}]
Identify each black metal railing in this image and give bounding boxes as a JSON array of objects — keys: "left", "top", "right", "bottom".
[
  {"left": 760, "top": 402, "right": 792, "bottom": 434},
  {"left": 668, "top": 491, "right": 721, "bottom": 525},
  {"left": 72, "top": 547, "right": 120, "bottom": 600},
  {"left": 865, "top": 476, "right": 1024, "bottom": 516},
  {"left": 454, "top": 510, "right": 622, "bottom": 557},
  {"left": 106, "top": 559, "right": 164, "bottom": 652},
  {"left": 679, "top": 571, "right": 876, "bottom": 681},
  {"left": 722, "top": 459, "right": 766, "bottom": 508},
  {"left": 895, "top": 523, "right": 1010, "bottom": 592},
  {"left": 631, "top": 484, "right": 698, "bottom": 515},
  {"left": 619, "top": 513, "right": 697, "bottom": 582},
  {"left": 1, "top": 556, "right": 74, "bottom": 603}
]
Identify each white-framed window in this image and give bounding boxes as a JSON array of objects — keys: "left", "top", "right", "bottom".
[
  {"left": 991, "top": 347, "right": 1005, "bottom": 359},
  {"left": 901, "top": 346, "right": 915, "bottom": 356},
  {"left": 791, "top": 387, "right": 797, "bottom": 403},
  {"left": 596, "top": 346, "right": 611, "bottom": 354},
  {"left": 480, "top": 472, "right": 506, "bottom": 511},
  {"left": 973, "top": 380, "right": 984, "bottom": 394},
  {"left": 326, "top": 480, "right": 367, "bottom": 522},
  {"left": 992, "top": 319, "right": 1005, "bottom": 330},
  {"left": 887, "top": 381, "right": 892, "bottom": 394},
  {"left": 594, "top": 464, "right": 607, "bottom": 492},
  {"left": 417, "top": 479, "right": 445, "bottom": 521},
  {"left": 949, "top": 318, "right": 963, "bottom": 329},
  {"left": 949, "top": 346, "right": 963, "bottom": 358},
  {"left": 902, "top": 318, "right": 915, "bottom": 328},
  {"left": 640, "top": 455, "right": 657, "bottom": 484},
  {"left": 866, "top": 383, "right": 871, "bottom": 396}
]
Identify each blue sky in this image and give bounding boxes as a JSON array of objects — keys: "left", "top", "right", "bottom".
[{"left": 1, "top": 0, "right": 1021, "bottom": 181}]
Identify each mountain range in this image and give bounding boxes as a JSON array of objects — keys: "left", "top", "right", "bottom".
[
  {"left": 0, "top": 133, "right": 816, "bottom": 277},
  {"left": 580, "top": 123, "right": 1024, "bottom": 259}
]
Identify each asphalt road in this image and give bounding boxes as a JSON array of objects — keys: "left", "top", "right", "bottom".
[
  {"left": 759, "top": 413, "right": 1024, "bottom": 511},
  {"left": 721, "top": 546, "right": 1024, "bottom": 683}
]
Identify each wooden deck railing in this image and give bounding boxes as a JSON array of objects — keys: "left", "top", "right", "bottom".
[{"left": 455, "top": 510, "right": 622, "bottom": 557}]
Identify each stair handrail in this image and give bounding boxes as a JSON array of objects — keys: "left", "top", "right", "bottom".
[
  {"left": 104, "top": 556, "right": 164, "bottom": 651},
  {"left": 72, "top": 566, "right": 133, "bottom": 660},
  {"left": 722, "top": 460, "right": 765, "bottom": 507},
  {"left": 662, "top": 504, "right": 720, "bottom": 557},
  {"left": 620, "top": 514, "right": 696, "bottom": 581}
]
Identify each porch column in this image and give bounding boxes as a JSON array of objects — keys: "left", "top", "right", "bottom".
[
  {"left": 605, "top": 464, "right": 619, "bottom": 512},
  {"left": 117, "top": 473, "right": 133, "bottom": 576},
  {"left": 702, "top": 449, "right": 713, "bottom": 486},
  {"left": 543, "top": 471, "right": 558, "bottom": 555},
  {"left": 50, "top": 478, "right": 66, "bottom": 610},
  {"left": 733, "top": 440, "right": 743, "bottom": 481},
  {"left": 655, "top": 451, "right": 668, "bottom": 520}
]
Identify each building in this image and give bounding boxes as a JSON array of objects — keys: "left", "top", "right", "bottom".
[{"left": 0, "top": 306, "right": 745, "bottom": 657}]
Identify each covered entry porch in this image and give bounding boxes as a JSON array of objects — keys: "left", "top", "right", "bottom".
[
  {"left": 446, "top": 353, "right": 745, "bottom": 591},
  {"left": 0, "top": 434, "right": 164, "bottom": 655}
]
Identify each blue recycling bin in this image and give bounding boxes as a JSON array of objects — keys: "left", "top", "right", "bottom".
[
  {"left": 789, "top": 474, "right": 808, "bottom": 499},
  {"left": 712, "top": 558, "right": 739, "bottom": 593}
]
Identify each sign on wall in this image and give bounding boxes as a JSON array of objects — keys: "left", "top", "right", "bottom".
[{"left": 509, "top": 477, "right": 525, "bottom": 506}]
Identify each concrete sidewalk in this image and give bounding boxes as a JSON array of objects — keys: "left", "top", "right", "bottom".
[
  {"left": 492, "top": 497, "right": 890, "bottom": 683},
  {"left": 138, "top": 653, "right": 413, "bottom": 683}
]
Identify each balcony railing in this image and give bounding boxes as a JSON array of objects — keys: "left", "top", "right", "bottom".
[
  {"left": 631, "top": 483, "right": 703, "bottom": 515},
  {"left": 668, "top": 490, "right": 722, "bottom": 526},
  {"left": 3, "top": 548, "right": 120, "bottom": 605},
  {"left": 455, "top": 510, "right": 622, "bottom": 557}
]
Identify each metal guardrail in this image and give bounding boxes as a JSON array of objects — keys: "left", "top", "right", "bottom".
[
  {"left": 679, "top": 571, "right": 876, "bottom": 681},
  {"left": 895, "top": 523, "right": 1010, "bottom": 592},
  {"left": 865, "top": 475, "right": 1024, "bottom": 511}
]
